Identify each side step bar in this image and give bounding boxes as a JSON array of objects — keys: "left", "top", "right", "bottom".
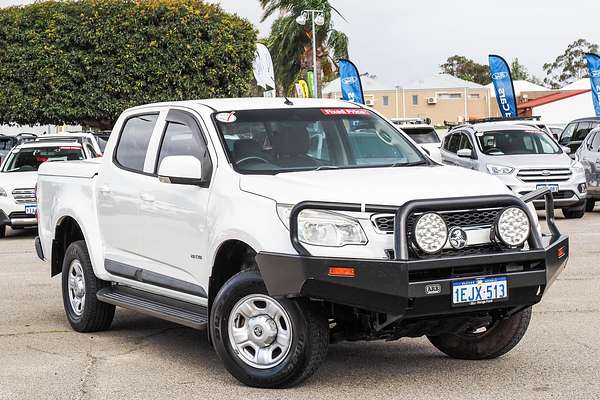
[{"left": 97, "top": 286, "right": 208, "bottom": 330}]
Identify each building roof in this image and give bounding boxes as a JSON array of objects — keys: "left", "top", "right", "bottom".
[
  {"left": 402, "top": 74, "right": 483, "bottom": 90},
  {"left": 562, "top": 78, "right": 592, "bottom": 90},
  {"left": 517, "top": 90, "right": 591, "bottom": 109},
  {"left": 485, "top": 80, "right": 549, "bottom": 95},
  {"left": 322, "top": 75, "right": 392, "bottom": 95}
]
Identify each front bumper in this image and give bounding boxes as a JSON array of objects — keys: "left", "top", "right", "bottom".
[
  {"left": 257, "top": 189, "right": 568, "bottom": 318},
  {"left": 0, "top": 209, "right": 37, "bottom": 228},
  {"left": 497, "top": 173, "right": 587, "bottom": 208}
]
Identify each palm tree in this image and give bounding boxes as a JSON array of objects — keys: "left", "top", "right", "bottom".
[{"left": 259, "top": 0, "right": 349, "bottom": 95}]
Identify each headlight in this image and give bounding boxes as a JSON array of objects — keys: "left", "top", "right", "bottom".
[
  {"left": 570, "top": 160, "right": 584, "bottom": 174},
  {"left": 277, "top": 204, "right": 367, "bottom": 247},
  {"left": 0, "top": 187, "right": 6, "bottom": 197},
  {"left": 413, "top": 213, "right": 448, "bottom": 254},
  {"left": 495, "top": 207, "right": 530, "bottom": 247},
  {"left": 487, "top": 164, "right": 515, "bottom": 175}
]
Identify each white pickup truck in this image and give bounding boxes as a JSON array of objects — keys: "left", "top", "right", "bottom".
[{"left": 36, "top": 98, "right": 568, "bottom": 388}]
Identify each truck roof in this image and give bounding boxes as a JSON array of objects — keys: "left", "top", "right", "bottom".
[{"left": 127, "top": 97, "right": 361, "bottom": 113}]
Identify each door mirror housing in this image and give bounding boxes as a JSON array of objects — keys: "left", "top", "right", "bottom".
[
  {"left": 561, "top": 146, "right": 571, "bottom": 154},
  {"left": 457, "top": 148, "right": 473, "bottom": 158},
  {"left": 158, "top": 155, "right": 203, "bottom": 186}
]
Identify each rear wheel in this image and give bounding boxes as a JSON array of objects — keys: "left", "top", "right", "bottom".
[
  {"left": 562, "top": 207, "right": 585, "bottom": 219},
  {"left": 427, "top": 307, "right": 532, "bottom": 360},
  {"left": 0, "top": 224, "right": 5, "bottom": 238},
  {"left": 586, "top": 199, "right": 596, "bottom": 212},
  {"left": 61, "top": 240, "right": 115, "bottom": 332},
  {"left": 210, "top": 270, "right": 328, "bottom": 388}
]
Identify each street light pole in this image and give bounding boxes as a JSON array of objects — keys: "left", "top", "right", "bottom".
[{"left": 296, "top": 10, "right": 324, "bottom": 98}]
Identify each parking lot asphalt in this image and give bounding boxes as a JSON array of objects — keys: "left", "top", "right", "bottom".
[{"left": 1, "top": 212, "right": 599, "bottom": 400}]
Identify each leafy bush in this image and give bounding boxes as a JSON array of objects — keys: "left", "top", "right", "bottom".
[{"left": 0, "top": 0, "right": 257, "bottom": 128}]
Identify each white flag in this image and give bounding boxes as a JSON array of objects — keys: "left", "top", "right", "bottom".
[{"left": 252, "top": 43, "right": 275, "bottom": 90}]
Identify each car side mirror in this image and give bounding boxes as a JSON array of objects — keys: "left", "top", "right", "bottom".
[
  {"left": 562, "top": 146, "right": 571, "bottom": 154},
  {"left": 457, "top": 148, "right": 473, "bottom": 158},
  {"left": 158, "top": 155, "right": 204, "bottom": 186}
]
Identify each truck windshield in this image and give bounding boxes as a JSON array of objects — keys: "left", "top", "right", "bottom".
[
  {"left": 214, "top": 108, "right": 427, "bottom": 174},
  {"left": 400, "top": 127, "right": 440, "bottom": 144},
  {"left": 476, "top": 130, "right": 562, "bottom": 156},
  {"left": 2, "top": 146, "right": 84, "bottom": 172}
]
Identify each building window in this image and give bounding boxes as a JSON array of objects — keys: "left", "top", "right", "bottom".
[
  {"left": 437, "top": 92, "right": 462, "bottom": 100},
  {"left": 412, "top": 95, "right": 418, "bottom": 105},
  {"left": 383, "top": 96, "right": 389, "bottom": 106},
  {"left": 468, "top": 93, "right": 481, "bottom": 100}
]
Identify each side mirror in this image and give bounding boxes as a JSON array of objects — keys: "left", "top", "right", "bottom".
[
  {"left": 158, "top": 155, "right": 203, "bottom": 186},
  {"left": 562, "top": 146, "right": 571, "bottom": 154},
  {"left": 457, "top": 148, "right": 473, "bottom": 158}
]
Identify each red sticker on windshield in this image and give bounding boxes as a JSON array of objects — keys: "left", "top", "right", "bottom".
[{"left": 321, "top": 108, "right": 370, "bottom": 116}]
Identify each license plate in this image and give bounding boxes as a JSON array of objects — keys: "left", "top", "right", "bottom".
[
  {"left": 452, "top": 277, "right": 508, "bottom": 306},
  {"left": 536, "top": 183, "right": 559, "bottom": 193},
  {"left": 24, "top": 205, "right": 37, "bottom": 215}
]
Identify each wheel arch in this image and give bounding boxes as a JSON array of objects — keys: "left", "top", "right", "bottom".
[{"left": 51, "top": 215, "right": 88, "bottom": 277}]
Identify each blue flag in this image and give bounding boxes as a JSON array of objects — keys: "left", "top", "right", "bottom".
[
  {"left": 489, "top": 55, "right": 518, "bottom": 118},
  {"left": 338, "top": 59, "right": 364, "bottom": 105},
  {"left": 586, "top": 53, "right": 600, "bottom": 117}
]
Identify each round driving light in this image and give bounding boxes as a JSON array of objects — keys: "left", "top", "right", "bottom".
[
  {"left": 414, "top": 213, "right": 448, "bottom": 254},
  {"left": 496, "top": 207, "right": 530, "bottom": 247}
]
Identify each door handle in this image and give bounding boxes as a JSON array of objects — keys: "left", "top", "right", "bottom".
[
  {"left": 99, "top": 185, "right": 111, "bottom": 195},
  {"left": 140, "top": 193, "right": 155, "bottom": 203}
]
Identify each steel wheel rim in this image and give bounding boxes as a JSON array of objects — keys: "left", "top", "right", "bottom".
[
  {"left": 227, "top": 294, "right": 293, "bottom": 369},
  {"left": 68, "top": 259, "right": 86, "bottom": 316}
]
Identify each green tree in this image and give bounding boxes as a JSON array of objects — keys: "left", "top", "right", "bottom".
[
  {"left": 440, "top": 55, "right": 491, "bottom": 85},
  {"left": 0, "top": 0, "right": 257, "bottom": 128},
  {"left": 510, "top": 58, "right": 529, "bottom": 81},
  {"left": 260, "top": 0, "right": 349, "bottom": 94},
  {"left": 543, "top": 39, "right": 599, "bottom": 89}
]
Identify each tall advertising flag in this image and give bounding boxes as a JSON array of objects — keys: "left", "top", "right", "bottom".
[
  {"left": 586, "top": 53, "right": 600, "bottom": 117},
  {"left": 489, "top": 54, "right": 518, "bottom": 118},
  {"left": 252, "top": 43, "right": 275, "bottom": 91},
  {"left": 307, "top": 70, "right": 315, "bottom": 98},
  {"left": 338, "top": 59, "right": 364, "bottom": 104}
]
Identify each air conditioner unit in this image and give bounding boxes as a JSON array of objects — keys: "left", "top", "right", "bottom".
[
  {"left": 365, "top": 98, "right": 375, "bottom": 106},
  {"left": 427, "top": 97, "right": 437, "bottom": 105}
]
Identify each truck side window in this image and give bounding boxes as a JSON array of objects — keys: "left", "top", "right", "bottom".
[
  {"left": 591, "top": 132, "right": 600, "bottom": 152},
  {"left": 115, "top": 114, "right": 159, "bottom": 172},
  {"left": 156, "top": 117, "right": 212, "bottom": 184},
  {"left": 560, "top": 123, "right": 576, "bottom": 144},
  {"left": 447, "top": 134, "right": 461, "bottom": 153}
]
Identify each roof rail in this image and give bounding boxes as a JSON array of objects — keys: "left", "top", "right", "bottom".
[{"left": 467, "top": 116, "right": 541, "bottom": 124}]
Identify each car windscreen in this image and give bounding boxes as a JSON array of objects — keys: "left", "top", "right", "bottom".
[
  {"left": 476, "top": 129, "right": 562, "bottom": 156},
  {"left": 400, "top": 127, "right": 440, "bottom": 144},
  {"left": 2, "top": 146, "right": 84, "bottom": 172},
  {"left": 0, "top": 137, "right": 17, "bottom": 150},
  {"left": 213, "top": 108, "right": 427, "bottom": 174}
]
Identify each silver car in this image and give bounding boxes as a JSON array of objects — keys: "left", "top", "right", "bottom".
[
  {"left": 574, "top": 126, "right": 600, "bottom": 212},
  {"left": 441, "top": 122, "right": 587, "bottom": 219}
]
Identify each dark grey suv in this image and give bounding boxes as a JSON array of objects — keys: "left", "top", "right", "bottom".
[{"left": 559, "top": 117, "right": 600, "bottom": 157}]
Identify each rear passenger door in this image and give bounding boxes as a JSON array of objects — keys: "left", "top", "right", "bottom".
[
  {"left": 441, "top": 132, "right": 460, "bottom": 165},
  {"left": 97, "top": 111, "right": 162, "bottom": 267}
]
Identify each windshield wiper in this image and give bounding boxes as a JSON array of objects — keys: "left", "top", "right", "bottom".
[
  {"left": 390, "top": 160, "right": 428, "bottom": 167},
  {"left": 314, "top": 165, "right": 340, "bottom": 171}
]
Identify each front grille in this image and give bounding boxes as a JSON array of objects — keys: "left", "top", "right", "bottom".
[
  {"left": 373, "top": 209, "right": 500, "bottom": 233},
  {"left": 12, "top": 188, "right": 36, "bottom": 204},
  {"left": 517, "top": 168, "right": 572, "bottom": 182}
]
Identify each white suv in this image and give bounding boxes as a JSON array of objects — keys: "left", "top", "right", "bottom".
[{"left": 0, "top": 141, "right": 87, "bottom": 237}]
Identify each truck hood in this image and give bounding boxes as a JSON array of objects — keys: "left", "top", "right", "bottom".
[
  {"left": 486, "top": 153, "right": 572, "bottom": 169},
  {"left": 0, "top": 171, "right": 38, "bottom": 192},
  {"left": 240, "top": 165, "right": 512, "bottom": 206}
]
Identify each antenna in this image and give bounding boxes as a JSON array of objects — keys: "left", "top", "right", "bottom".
[{"left": 283, "top": 96, "right": 294, "bottom": 106}]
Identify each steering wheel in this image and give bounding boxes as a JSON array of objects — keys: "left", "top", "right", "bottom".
[
  {"left": 485, "top": 147, "right": 502, "bottom": 154},
  {"left": 236, "top": 156, "right": 271, "bottom": 165}
]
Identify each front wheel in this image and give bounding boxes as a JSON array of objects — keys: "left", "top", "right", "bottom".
[
  {"left": 210, "top": 271, "right": 329, "bottom": 388},
  {"left": 586, "top": 199, "right": 596, "bottom": 212},
  {"left": 427, "top": 307, "right": 532, "bottom": 360},
  {"left": 0, "top": 224, "right": 5, "bottom": 238},
  {"left": 562, "top": 207, "right": 585, "bottom": 219}
]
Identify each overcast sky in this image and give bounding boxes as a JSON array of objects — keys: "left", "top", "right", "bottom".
[{"left": 2, "top": 0, "right": 599, "bottom": 86}]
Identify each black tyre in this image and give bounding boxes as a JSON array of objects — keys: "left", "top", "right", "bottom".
[
  {"left": 61, "top": 240, "right": 115, "bottom": 332},
  {"left": 0, "top": 224, "right": 5, "bottom": 239},
  {"left": 586, "top": 199, "right": 596, "bottom": 212},
  {"left": 428, "top": 307, "right": 532, "bottom": 360},
  {"left": 562, "top": 207, "right": 585, "bottom": 219},
  {"left": 210, "top": 270, "right": 328, "bottom": 388}
]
